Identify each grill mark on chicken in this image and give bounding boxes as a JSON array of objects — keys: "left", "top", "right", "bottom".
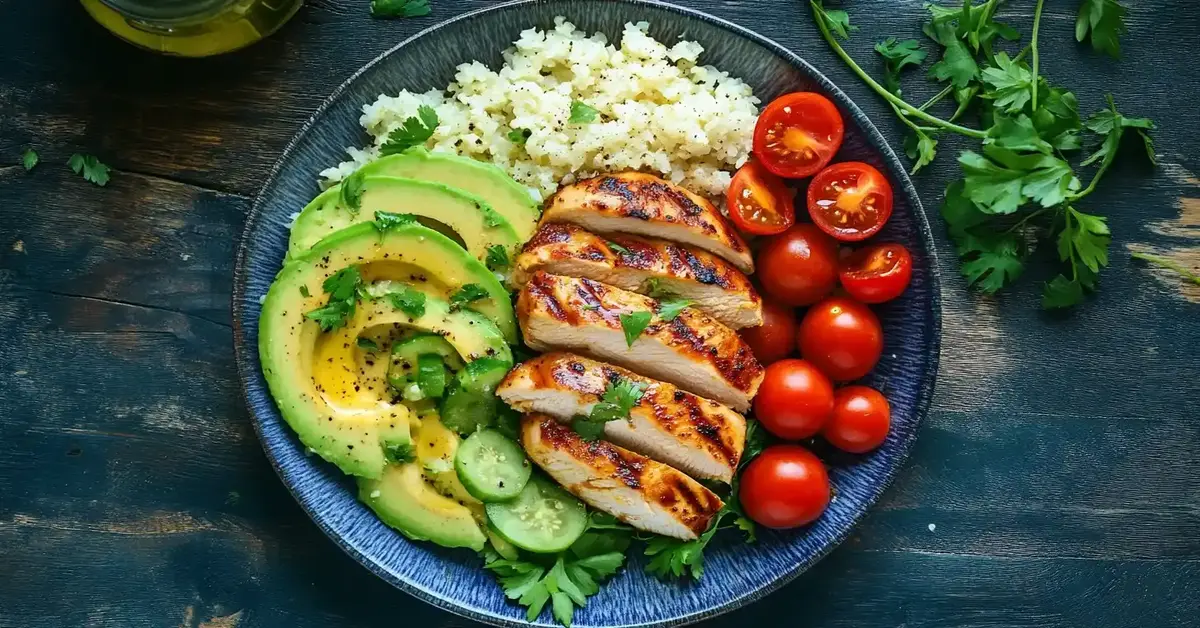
[
  {"left": 536, "top": 417, "right": 646, "bottom": 488},
  {"left": 523, "top": 221, "right": 575, "bottom": 249},
  {"left": 663, "top": 315, "right": 763, "bottom": 393},
  {"left": 526, "top": 272, "right": 569, "bottom": 322}
]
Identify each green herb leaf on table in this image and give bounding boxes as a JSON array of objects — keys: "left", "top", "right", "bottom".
[
  {"left": 21, "top": 148, "right": 37, "bottom": 171},
  {"left": 1082, "top": 94, "right": 1156, "bottom": 168},
  {"left": 508, "top": 128, "right": 533, "bottom": 144},
  {"left": 486, "top": 245, "right": 510, "bottom": 272},
  {"left": 370, "top": 0, "right": 431, "bottom": 19},
  {"left": 341, "top": 170, "right": 367, "bottom": 215},
  {"left": 928, "top": 30, "right": 979, "bottom": 88},
  {"left": 68, "top": 154, "right": 110, "bottom": 186},
  {"left": 449, "top": 283, "right": 490, "bottom": 311},
  {"left": 981, "top": 52, "right": 1033, "bottom": 114},
  {"left": 1076, "top": 0, "right": 1127, "bottom": 59},
  {"left": 374, "top": 210, "right": 418, "bottom": 231},
  {"left": 569, "top": 101, "right": 600, "bottom": 124},
  {"left": 619, "top": 312, "right": 652, "bottom": 348},
  {"left": 875, "top": 38, "right": 927, "bottom": 96},
  {"left": 813, "top": 1, "right": 857, "bottom": 41},
  {"left": 380, "top": 105, "right": 439, "bottom": 155},
  {"left": 387, "top": 288, "right": 427, "bottom": 318}
]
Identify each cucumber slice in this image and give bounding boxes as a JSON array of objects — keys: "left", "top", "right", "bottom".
[
  {"left": 416, "top": 354, "right": 448, "bottom": 399},
  {"left": 388, "top": 333, "right": 465, "bottom": 393},
  {"left": 440, "top": 358, "right": 511, "bottom": 434},
  {"left": 455, "top": 429, "right": 532, "bottom": 502},
  {"left": 486, "top": 528, "right": 521, "bottom": 561},
  {"left": 485, "top": 475, "right": 587, "bottom": 554}
]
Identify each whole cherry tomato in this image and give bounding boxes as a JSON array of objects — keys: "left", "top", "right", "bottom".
[
  {"left": 727, "top": 159, "right": 796, "bottom": 236},
  {"left": 839, "top": 243, "right": 913, "bottom": 304},
  {"left": 797, "top": 297, "right": 883, "bottom": 381},
  {"left": 754, "top": 359, "right": 834, "bottom": 439},
  {"left": 823, "top": 386, "right": 891, "bottom": 453},
  {"left": 807, "top": 162, "right": 894, "bottom": 241},
  {"left": 753, "top": 92, "right": 845, "bottom": 179},
  {"left": 739, "top": 298, "right": 798, "bottom": 366},
  {"left": 739, "top": 445, "right": 831, "bottom": 529},
  {"left": 756, "top": 224, "right": 839, "bottom": 307}
]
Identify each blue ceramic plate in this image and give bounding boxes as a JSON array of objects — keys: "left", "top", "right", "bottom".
[{"left": 232, "top": 1, "right": 941, "bottom": 625}]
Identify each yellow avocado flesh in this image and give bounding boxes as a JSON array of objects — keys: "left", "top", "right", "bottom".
[
  {"left": 287, "top": 176, "right": 520, "bottom": 265},
  {"left": 357, "top": 462, "right": 486, "bottom": 551}
]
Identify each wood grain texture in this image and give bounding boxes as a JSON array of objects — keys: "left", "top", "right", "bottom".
[{"left": 1, "top": 0, "right": 1198, "bottom": 626}]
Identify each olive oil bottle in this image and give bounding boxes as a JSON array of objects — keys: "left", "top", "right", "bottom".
[{"left": 81, "top": 0, "right": 303, "bottom": 57}]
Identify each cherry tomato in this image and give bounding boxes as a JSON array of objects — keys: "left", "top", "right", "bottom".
[
  {"left": 797, "top": 297, "right": 883, "bottom": 381},
  {"left": 727, "top": 159, "right": 796, "bottom": 236},
  {"left": 739, "top": 445, "right": 831, "bottom": 529},
  {"left": 823, "top": 386, "right": 891, "bottom": 453},
  {"left": 739, "top": 298, "right": 798, "bottom": 366},
  {"left": 754, "top": 359, "right": 834, "bottom": 439},
  {"left": 756, "top": 224, "right": 839, "bottom": 307},
  {"left": 807, "top": 162, "right": 894, "bottom": 242},
  {"left": 753, "top": 92, "right": 845, "bottom": 179},
  {"left": 839, "top": 243, "right": 913, "bottom": 304}
]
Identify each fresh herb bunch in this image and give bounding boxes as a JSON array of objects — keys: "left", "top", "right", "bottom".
[{"left": 811, "top": 0, "right": 1156, "bottom": 308}]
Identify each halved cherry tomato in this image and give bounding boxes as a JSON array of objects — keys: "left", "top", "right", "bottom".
[
  {"left": 756, "top": 224, "right": 839, "bottom": 307},
  {"left": 753, "top": 93, "right": 845, "bottom": 179},
  {"left": 739, "top": 445, "right": 831, "bottom": 529},
  {"left": 727, "top": 159, "right": 796, "bottom": 236},
  {"left": 839, "top": 243, "right": 913, "bottom": 304},
  {"left": 807, "top": 162, "right": 894, "bottom": 242},
  {"left": 754, "top": 359, "right": 834, "bottom": 440},
  {"left": 823, "top": 386, "right": 891, "bottom": 453},
  {"left": 739, "top": 298, "right": 798, "bottom": 366},
  {"left": 797, "top": 297, "right": 883, "bottom": 381}
]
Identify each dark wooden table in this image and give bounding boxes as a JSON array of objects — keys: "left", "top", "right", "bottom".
[{"left": 2, "top": 1, "right": 1197, "bottom": 626}]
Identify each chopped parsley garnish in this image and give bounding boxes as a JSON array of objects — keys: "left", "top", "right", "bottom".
[
  {"left": 380, "top": 105, "right": 439, "bottom": 155},
  {"left": 68, "top": 154, "right": 110, "bottom": 186},
  {"left": 619, "top": 312, "right": 652, "bottom": 348},
  {"left": 571, "top": 377, "right": 647, "bottom": 441},
  {"left": 356, "top": 337, "right": 380, "bottom": 352},
  {"left": 655, "top": 297, "right": 693, "bottom": 322},
  {"left": 449, "top": 283, "right": 490, "bottom": 311},
  {"left": 387, "top": 288, "right": 427, "bottom": 318},
  {"left": 507, "top": 128, "right": 533, "bottom": 144},
  {"left": 569, "top": 100, "right": 600, "bottom": 124},
  {"left": 486, "top": 245, "right": 510, "bottom": 272},
  {"left": 299, "top": 285, "right": 310, "bottom": 298},
  {"left": 340, "top": 169, "right": 366, "bottom": 215},
  {"left": 384, "top": 441, "right": 416, "bottom": 464},
  {"left": 303, "top": 266, "right": 364, "bottom": 332},
  {"left": 374, "top": 210, "right": 419, "bottom": 231},
  {"left": 370, "top": 0, "right": 431, "bottom": 19},
  {"left": 21, "top": 148, "right": 37, "bottom": 171}
]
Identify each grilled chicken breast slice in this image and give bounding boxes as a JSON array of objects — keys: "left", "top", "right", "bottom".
[
  {"left": 520, "top": 414, "right": 723, "bottom": 540},
  {"left": 543, "top": 172, "right": 754, "bottom": 273},
  {"left": 498, "top": 353, "right": 746, "bottom": 482},
  {"left": 510, "top": 222, "right": 763, "bottom": 329},
  {"left": 517, "top": 272, "right": 764, "bottom": 411}
]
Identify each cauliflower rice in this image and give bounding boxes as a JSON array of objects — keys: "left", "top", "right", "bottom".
[{"left": 320, "top": 18, "right": 760, "bottom": 201}]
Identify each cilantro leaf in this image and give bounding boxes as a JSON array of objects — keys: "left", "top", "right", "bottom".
[
  {"left": 959, "top": 233, "right": 1025, "bottom": 294},
  {"left": 484, "top": 535, "right": 626, "bottom": 626},
  {"left": 1082, "top": 94, "right": 1156, "bottom": 167},
  {"left": 21, "top": 148, "right": 37, "bottom": 171},
  {"left": 1058, "top": 207, "right": 1111, "bottom": 274},
  {"left": 304, "top": 267, "right": 364, "bottom": 331},
  {"left": 644, "top": 509, "right": 731, "bottom": 581},
  {"left": 814, "top": 1, "right": 857, "bottom": 41},
  {"left": 384, "top": 440, "right": 416, "bottom": 464},
  {"left": 371, "top": 0, "right": 431, "bottom": 18},
  {"left": 740, "top": 419, "right": 770, "bottom": 470},
  {"left": 619, "top": 312, "right": 652, "bottom": 348},
  {"left": 904, "top": 129, "right": 939, "bottom": 174},
  {"left": 641, "top": 278, "right": 669, "bottom": 299},
  {"left": 569, "top": 101, "right": 599, "bottom": 124},
  {"left": 341, "top": 170, "right": 366, "bottom": 215},
  {"left": 374, "top": 211, "right": 418, "bottom": 231},
  {"left": 572, "top": 378, "right": 646, "bottom": 441},
  {"left": 1033, "top": 86, "right": 1083, "bottom": 151},
  {"left": 486, "top": 245, "right": 510, "bottom": 272},
  {"left": 981, "top": 52, "right": 1033, "bottom": 114},
  {"left": 1076, "top": 0, "right": 1127, "bottom": 59},
  {"left": 875, "top": 38, "right": 927, "bottom": 95},
  {"left": 380, "top": 105, "right": 439, "bottom": 155},
  {"left": 1043, "top": 274, "right": 1086, "bottom": 308},
  {"left": 959, "top": 146, "right": 1079, "bottom": 214},
  {"left": 299, "top": 285, "right": 310, "bottom": 298},
  {"left": 927, "top": 26, "right": 978, "bottom": 88},
  {"left": 986, "top": 114, "right": 1053, "bottom": 154},
  {"left": 508, "top": 128, "right": 532, "bottom": 144},
  {"left": 449, "top": 283, "right": 489, "bottom": 311},
  {"left": 388, "top": 288, "right": 427, "bottom": 318},
  {"left": 356, "top": 337, "right": 380, "bottom": 352},
  {"left": 606, "top": 240, "right": 631, "bottom": 256},
  {"left": 68, "top": 154, "right": 110, "bottom": 186},
  {"left": 656, "top": 297, "right": 693, "bottom": 322}
]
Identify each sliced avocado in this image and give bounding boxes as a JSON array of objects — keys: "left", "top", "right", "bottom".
[
  {"left": 288, "top": 176, "right": 521, "bottom": 265},
  {"left": 412, "top": 411, "right": 484, "bottom": 520},
  {"left": 288, "top": 221, "right": 517, "bottom": 342},
  {"left": 355, "top": 148, "right": 540, "bottom": 241},
  {"left": 440, "top": 358, "right": 512, "bottom": 435},
  {"left": 259, "top": 225, "right": 515, "bottom": 479},
  {"left": 358, "top": 462, "right": 486, "bottom": 551}
]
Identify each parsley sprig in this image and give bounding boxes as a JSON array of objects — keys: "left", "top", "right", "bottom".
[
  {"left": 370, "top": 0, "right": 431, "bottom": 19},
  {"left": 68, "top": 154, "right": 110, "bottom": 187},
  {"left": 449, "top": 283, "right": 490, "bottom": 311},
  {"left": 304, "top": 266, "right": 366, "bottom": 332},
  {"left": 380, "top": 105, "right": 439, "bottom": 155},
  {"left": 571, "top": 377, "right": 647, "bottom": 441},
  {"left": 811, "top": 0, "right": 1156, "bottom": 308}
]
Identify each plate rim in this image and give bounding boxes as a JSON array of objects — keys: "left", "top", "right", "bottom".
[{"left": 231, "top": 1, "right": 943, "bottom": 626}]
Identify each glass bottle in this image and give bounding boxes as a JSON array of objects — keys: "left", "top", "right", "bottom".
[{"left": 80, "top": 0, "right": 304, "bottom": 57}]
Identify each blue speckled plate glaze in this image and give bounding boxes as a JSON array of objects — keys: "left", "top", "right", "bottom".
[{"left": 231, "top": 1, "right": 941, "bottom": 625}]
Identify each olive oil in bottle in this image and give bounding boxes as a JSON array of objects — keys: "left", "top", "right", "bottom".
[{"left": 81, "top": 0, "right": 303, "bottom": 57}]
